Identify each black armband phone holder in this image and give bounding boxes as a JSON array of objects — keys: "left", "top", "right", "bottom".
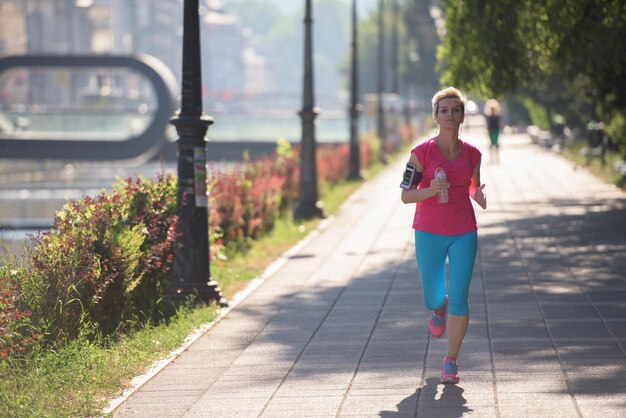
[{"left": 399, "top": 162, "right": 422, "bottom": 190}]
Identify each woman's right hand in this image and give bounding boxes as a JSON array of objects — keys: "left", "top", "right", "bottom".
[{"left": 428, "top": 178, "right": 449, "bottom": 198}]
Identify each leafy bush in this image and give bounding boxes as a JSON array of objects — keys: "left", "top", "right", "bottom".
[
  {"left": 601, "top": 109, "right": 626, "bottom": 157},
  {"left": 28, "top": 173, "right": 178, "bottom": 340},
  {"left": 113, "top": 175, "right": 180, "bottom": 321},
  {"left": 0, "top": 268, "right": 40, "bottom": 363}
]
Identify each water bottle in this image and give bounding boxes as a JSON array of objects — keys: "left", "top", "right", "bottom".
[{"left": 434, "top": 166, "right": 449, "bottom": 203}]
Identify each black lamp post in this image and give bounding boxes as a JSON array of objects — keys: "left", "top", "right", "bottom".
[
  {"left": 377, "top": 0, "right": 387, "bottom": 163},
  {"left": 294, "top": 0, "right": 324, "bottom": 220},
  {"left": 347, "top": 0, "right": 362, "bottom": 180},
  {"left": 391, "top": 0, "right": 399, "bottom": 95},
  {"left": 390, "top": 0, "right": 400, "bottom": 144},
  {"left": 169, "top": 0, "right": 226, "bottom": 306}
]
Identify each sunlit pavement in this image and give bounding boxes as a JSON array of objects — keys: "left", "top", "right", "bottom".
[{"left": 109, "top": 123, "right": 626, "bottom": 417}]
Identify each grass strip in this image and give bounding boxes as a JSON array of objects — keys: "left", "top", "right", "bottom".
[
  {"left": 0, "top": 305, "right": 218, "bottom": 417},
  {"left": 560, "top": 141, "right": 625, "bottom": 188}
]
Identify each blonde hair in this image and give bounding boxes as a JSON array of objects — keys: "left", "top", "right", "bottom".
[
  {"left": 484, "top": 98, "right": 501, "bottom": 115},
  {"left": 431, "top": 86, "right": 468, "bottom": 119}
]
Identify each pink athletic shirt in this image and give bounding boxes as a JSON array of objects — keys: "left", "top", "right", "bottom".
[{"left": 411, "top": 138, "right": 481, "bottom": 235}]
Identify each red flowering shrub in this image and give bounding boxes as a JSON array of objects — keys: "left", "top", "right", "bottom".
[
  {"left": 297, "top": 143, "right": 372, "bottom": 188},
  {"left": 207, "top": 140, "right": 371, "bottom": 255},
  {"left": 317, "top": 144, "right": 350, "bottom": 185},
  {"left": 207, "top": 140, "right": 301, "bottom": 253},
  {"left": 209, "top": 158, "right": 289, "bottom": 252},
  {"left": 0, "top": 270, "right": 40, "bottom": 362}
]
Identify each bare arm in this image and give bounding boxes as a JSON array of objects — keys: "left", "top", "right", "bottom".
[
  {"left": 469, "top": 160, "right": 487, "bottom": 209},
  {"left": 400, "top": 153, "right": 449, "bottom": 204}
]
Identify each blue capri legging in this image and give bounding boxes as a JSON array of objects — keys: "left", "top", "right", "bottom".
[{"left": 414, "top": 230, "right": 477, "bottom": 316}]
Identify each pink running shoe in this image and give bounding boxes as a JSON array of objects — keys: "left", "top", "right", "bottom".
[
  {"left": 428, "top": 297, "right": 447, "bottom": 339},
  {"left": 441, "top": 357, "right": 460, "bottom": 384}
]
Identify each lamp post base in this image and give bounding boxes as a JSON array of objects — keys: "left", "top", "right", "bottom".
[
  {"left": 293, "top": 201, "right": 325, "bottom": 220},
  {"left": 347, "top": 172, "right": 363, "bottom": 181},
  {"left": 171, "top": 279, "right": 228, "bottom": 307}
]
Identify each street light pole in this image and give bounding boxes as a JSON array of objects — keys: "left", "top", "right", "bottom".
[
  {"left": 390, "top": 0, "right": 401, "bottom": 145},
  {"left": 169, "top": 0, "right": 226, "bottom": 306},
  {"left": 347, "top": 0, "right": 362, "bottom": 180},
  {"left": 294, "top": 0, "right": 324, "bottom": 220},
  {"left": 391, "top": 0, "right": 399, "bottom": 95},
  {"left": 377, "top": 0, "right": 387, "bottom": 163}
]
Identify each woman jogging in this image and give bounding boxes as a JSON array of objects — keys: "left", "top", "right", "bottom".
[
  {"left": 484, "top": 98, "right": 502, "bottom": 164},
  {"left": 400, "top": 87, "right": 487, "bottom": 384}
]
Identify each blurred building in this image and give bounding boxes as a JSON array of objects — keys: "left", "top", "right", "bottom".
[
  {"left": 0, "top": 0, "right": 271, "bottom": 113},
  {"left": 0, "top": 1, "right": 28, "bottom": 55}
]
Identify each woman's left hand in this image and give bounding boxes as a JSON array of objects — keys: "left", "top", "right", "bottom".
[{"left": 472, "top": 184, "right": 487, "bottom": 209}]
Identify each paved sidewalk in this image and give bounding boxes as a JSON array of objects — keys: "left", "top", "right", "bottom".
[{"left": 111, "top": 125, "right": 626, "bottom": 417}]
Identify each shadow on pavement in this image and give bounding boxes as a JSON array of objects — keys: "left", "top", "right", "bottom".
[
  {"left": 478, "top": 195, "right": 626, "bottom": 408},
  {"left": 379, "top": 378, "right": 471, "bottom": 417}
]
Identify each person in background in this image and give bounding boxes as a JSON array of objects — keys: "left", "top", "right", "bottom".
[
  {"left": 400, "top": 86, "right": 487, "bottom": 384},
  {"left": 484, "top": 98, "right": 502, "bottom": 164}
]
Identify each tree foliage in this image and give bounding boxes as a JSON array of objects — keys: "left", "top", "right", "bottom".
[{"left": 438, "top": 0, "right": 626, "bottom": 149}]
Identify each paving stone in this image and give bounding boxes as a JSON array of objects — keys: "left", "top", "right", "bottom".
[
  {"left": 560, "top": 357, "right": 626, "bottom": 375},
  {"left": 184, "top": 396, "right": 267, "bottom": 416},
  {"left": 594, "top": 302, "right": 626, "bottom": 319},
  {"left": 554, "top": 340, "right": 625, "bottom": 359},
  {"left": 115, "top": 404, "right": 190, "bottom": 417},
  {"left": 495, "top": 377, "right": 569, "bottom": 393},
  {"left": 587, "top": 289, "right": 626, "bottom": 303},
  {"left": 264, "top": 395, "right": 344, "bottom": 411},
  {"left": 497, "top": 401, "right": 579, "bottom": 418},
  {"left": 540, "top": 302, "right": 600, "bottom": 319},
  {"left": 339, "top": 394, "right": 417, "bottom": 416},
  {"left": 605, "top": 319, "right": 626, "bottom": 338},
  {"left": 489, "top": 319, "right": 551, "bottom": 339},
  {"left": 547, "top": 319, "right": 613, "bottom": 339}
]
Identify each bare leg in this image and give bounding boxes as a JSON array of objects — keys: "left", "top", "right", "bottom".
[{"left": 446, "top": 314, "right": 469, "bottom": 359}]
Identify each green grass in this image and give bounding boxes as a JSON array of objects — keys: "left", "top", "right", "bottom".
[
  {"left": 560, "top": 141, "right": 625, "bottom": 189},
  {"left": 0, "top": 305, "right": 218, "bottom": 417},
  {"left": 0, "top": 145, "right": 408, "bottom": 417},
  {"left": 213, "top": 215, "right": 317, "bottom": 297}
]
